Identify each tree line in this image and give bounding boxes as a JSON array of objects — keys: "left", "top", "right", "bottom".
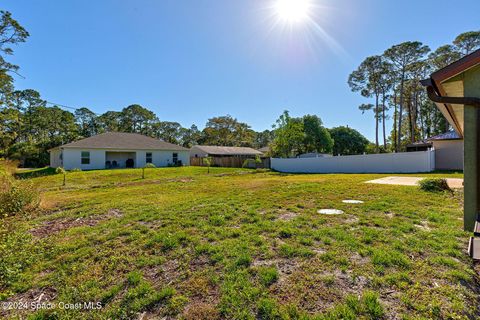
[
  {"left": 0, "top": 10, "right": 373, "bottom": 167},
  {"left": 349, "top": 31, "right": 480, "bottom": 153}
]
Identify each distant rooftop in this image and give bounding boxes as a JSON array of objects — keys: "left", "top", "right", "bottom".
[
  {"left": 191, "top": 145, "right": 262, "bottom": 156},
  {"left": 54, "top": 132, "right": 188, "bottom": 151},
  {"left": 427, "top": 131, "right": 462, "bottom": 141}
]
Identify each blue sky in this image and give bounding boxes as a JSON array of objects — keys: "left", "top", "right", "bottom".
[{"left": 3, "top": 0, "right": 480, "bottom": 140}]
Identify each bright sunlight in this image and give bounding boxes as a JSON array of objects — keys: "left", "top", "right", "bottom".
[{"left": 274, "top": 0, "right": 312, "bottom": 24}]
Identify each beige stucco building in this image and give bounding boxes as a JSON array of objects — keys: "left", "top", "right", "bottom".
[{"left": 407, "top": 131, "right": 463, "bottom": 171}]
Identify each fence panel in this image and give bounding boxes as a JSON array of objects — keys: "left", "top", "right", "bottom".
[
  {"left": 271, "top": 150, "right": 435, "bottom": 173},
  {"left": 190, "top": 156, "right": 270, "bottom": 169}
]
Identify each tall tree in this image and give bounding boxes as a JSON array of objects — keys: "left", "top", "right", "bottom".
[
  {"left": 179, "top": 124, "right": 201, "bottom": 148},
  {"left": 11, "top": 89, "right": 46, "bottom": 142},
  {"left": 98, "top": 111, "right": 122, "bottom": 132},
  {"left": 429, "top": 45, "right": 461, "bottom": 70},
  {"left": 120, "top": 104, "right": 157, "bottom": 134},
  {"left": 254, "top": 130, "right": 275, "bottom": 149},
  {"left": 384, "top": 41, "right": 430, "bottom": 151},
  {"left": 154, "top": 121, "right": 182, "bottom": 144},
  {"left": 453, "top": 31, "right": 480, "bottom": 55},
  {"left": 75, "top": 107, "right": 98, "bottom": 138},
  {"left": 0, "top": 11, "right": 29, "bottom": 75},
  {"left": 349, "top": 55, "right": 388, "bottom": 153},
  {"left": 200, "top": 115, "right": 254, "bottom": 146}
]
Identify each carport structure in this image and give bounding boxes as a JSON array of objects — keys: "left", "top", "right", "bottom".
[{"left": 421, "top": 49, "right": 480, "bottom": 258}]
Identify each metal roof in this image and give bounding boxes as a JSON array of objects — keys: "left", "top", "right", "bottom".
[
  {"left": 427, "top": 131, "right": 462, "bottom": 141},
  {"left": 54, "top": 132, "right": 188, "bottom": 151}
]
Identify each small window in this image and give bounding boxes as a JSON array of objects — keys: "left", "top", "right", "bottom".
[
  {"left": 81, "top": 151, "right": 90, "bottom": 165},
  {"left": 146, "top": 152, "right": 152, "bottom": 163},
  {"left": 173, "top": 152, "right": 178, "bottom": 164}
]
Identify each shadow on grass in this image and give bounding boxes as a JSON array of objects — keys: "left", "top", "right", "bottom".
[{"left": 15, "top": 167, "right": 57, "bottom": 179}]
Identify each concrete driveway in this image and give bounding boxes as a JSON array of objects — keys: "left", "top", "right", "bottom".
[{"left": 366, "top": 176, "right": 463, "bottom": 189}]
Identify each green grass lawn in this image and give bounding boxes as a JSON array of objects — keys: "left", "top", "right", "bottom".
[{"left": 1, "top": 167, "right": 478, "bottom": 319}]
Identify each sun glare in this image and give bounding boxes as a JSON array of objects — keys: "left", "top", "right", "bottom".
[{"left": 274, "top": 0, "right": 311, "bottom": 24}]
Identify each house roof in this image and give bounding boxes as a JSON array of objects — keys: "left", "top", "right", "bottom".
[
  {"left": 54, "top": 132, "right": 188, "bottom": 151},
  {"left": 426, "top": 49, "right": 480, "bottom": 136},
  {"left": 427, "top": 131, "right": 462, "bottom": 141},
  {"left": 191, "top": 145, "right": 263, "bottom": 156},
  {"left": 258, "top": 146, "right": 270, "bottom": 153}
]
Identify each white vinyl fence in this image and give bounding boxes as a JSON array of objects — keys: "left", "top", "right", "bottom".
[{"left": 271, "top": 150, "right": 435, "bottom": 173}]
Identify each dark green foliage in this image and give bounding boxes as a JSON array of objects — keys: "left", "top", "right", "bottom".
[
  {"left": 419, "top": 178, "right": 452, "bottom": 192},
  {"left": 329, "top": 126, "right": 370, "bottom": 155},
  {"left": 271, "top": 111, "right": 333, "bottom": 157}
]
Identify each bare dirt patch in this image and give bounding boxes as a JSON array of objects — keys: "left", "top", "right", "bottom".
[
  {"left": 271, "top": 266, "right": 370, "bottom": 314},
  {"left": 30, "top": 208, "right": 123, "bottom": 238},
  {"left": 167, "top": 177, "right": 194, "bottom": 183},
  {"left": 182, "top": 302, "right": 220, "bottom": 320},
  {"left": 0, "top": 287, "right": 57, "bottom": 318},
  {"left": 253, "top": 258, "right": 299, "bottom": 283},
  {"left": 414, "top": 220, "right": 431, "bottom": 232},
  {"left": 276, "top": 211, "right": 298, "bottom": 221}
]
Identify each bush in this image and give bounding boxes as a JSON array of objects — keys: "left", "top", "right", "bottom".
[
  {"left": 70, "top": 168, "right": 82, "bottom": 172},
  {"left": 419, "top": 178, "right": 451, "bottom": 192},
  {"left": 0, "top": 160, "right": 39, "bottom": 218},
  {"left": 0, "top": 182, "right": 39, "bottom": 218}
]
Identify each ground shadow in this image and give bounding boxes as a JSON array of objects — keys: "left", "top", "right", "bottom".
[{"left": 15, "top": 167, "right": 57, "bottom": 179}]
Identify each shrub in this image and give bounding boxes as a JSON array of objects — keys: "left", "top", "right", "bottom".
[
  {"left": 1, "top": 160, "right": 39, "bottom": 218},
  {"left": 70, "top": 168, "right": 82, "bottom": 172},
  {"left": 419, "top": 178, "right": 451, "bottom": 192},
  {"left": 0, "top": 181, "right": 39, "bottom": 218},
  {"left": 55, "top": 167, "right": 67, "bottom": 186}
]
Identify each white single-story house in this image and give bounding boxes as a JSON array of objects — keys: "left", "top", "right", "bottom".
[{"left": 49, "top": 132, "right": 190, "bottom": 170}]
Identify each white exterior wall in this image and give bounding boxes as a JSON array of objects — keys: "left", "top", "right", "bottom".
[
  {"left": 49, "top": 149, "right": 62, "bottom": 168},
  {"left": 136, "top": 150, "right": 190, "bottom": 167},
  {"left": 62, "top": 149, "right": 106, "bottom": 170},
  {"left": 432, "top": 140, "right": 463, "bottom": 170},
  {"left": 58, "top": 149, "right": 189, "bottom": 170},
  {"left": 271, "top": 150, "right": 435, "bottom": 173}
]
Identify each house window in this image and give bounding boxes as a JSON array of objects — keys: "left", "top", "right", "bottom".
[
  {"left": 146, "top": 152, "right": 152, "bottom": 163},
  {"left": 173, "top": 152, "right": 178, "bottom": 164},
  {"left": 81, "top": 151, "right": 90, "bottom": 165}
]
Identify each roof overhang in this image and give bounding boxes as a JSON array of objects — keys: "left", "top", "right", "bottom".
[{"left": 421, "top": 49, "right": 480, "bottom": 137}]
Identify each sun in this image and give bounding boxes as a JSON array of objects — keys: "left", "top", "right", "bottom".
[{"left": 274, "top": 0, "right": 312, "bottom": 24}]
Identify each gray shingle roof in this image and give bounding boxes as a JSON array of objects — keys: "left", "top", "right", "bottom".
[
  {"left": 191, "top": 145, "right": 262, "bottom": 156},
  {"left": 57, "top": 132, "right": 188, "bottom": 151},
  {"left": 427, "top": 131, "right": 462, "bottom": 141}
]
